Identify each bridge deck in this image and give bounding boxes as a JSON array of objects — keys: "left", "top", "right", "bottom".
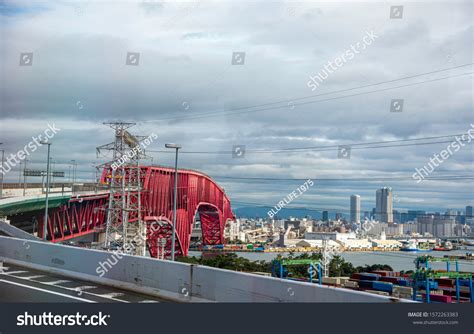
[{"left": 0, "top": 194, "right": 71, "bottom": 216}]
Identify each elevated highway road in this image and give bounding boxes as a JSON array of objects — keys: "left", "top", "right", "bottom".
[{"left": 0, "top": 263, "right": 164, "bottom": 303}]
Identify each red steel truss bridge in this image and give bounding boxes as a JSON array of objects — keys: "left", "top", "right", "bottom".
[{"left": 37, "top": 166, "right": 235, "bottom": 258}]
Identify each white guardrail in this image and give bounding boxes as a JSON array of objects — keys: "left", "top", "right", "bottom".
[{"left": 0, "top": 236, "right": 413, "bottom": 303}]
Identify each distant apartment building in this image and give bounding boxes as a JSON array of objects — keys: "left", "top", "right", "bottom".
[
  {"left": 454, "top": 223, "right": 471, "bottom": 237},
  {"left": 417, "top": 215, "right": 434, "bottom": 236},
  {"left": 402, "top": 222, "right": 417, "bottom": 235},
  {"left": 284, "top": 220, "right": 301, "bottom": 230},
  {"left": 445, "top": 209, "right": 457, "bottom": 218},
  {"left": 304, "top": 231, "right": 356, "bottom": 241},
  {"left": 376, "top": 187, "right": 393, "bottom": 224},
  {"left": 387, "top": 223, "right": 403, "bottom": 236},
  {"left": 433, "top": 216, "right": 455, "bottom": 237},
  {"left": 350, "top": 194, "right": 361, "bottom": 224},
  {"left": 417, "top": 215, "right": 456, "bottom": 237},
  {"left": 224, "top": 219, "right": 241, "bottom": 241}
]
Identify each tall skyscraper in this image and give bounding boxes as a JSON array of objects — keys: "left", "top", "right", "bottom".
[
  {"left": 350, "top": 195, "right": 361, "bottom": 223},
  {"left": 376, "top": 187, "right": 393, "bottom": 223},
  {"left": 322, "top": 211, "right": 329, "bottom": 222},
  {"left": 466, "top": 206, "right": 473, "bottom": 226}
]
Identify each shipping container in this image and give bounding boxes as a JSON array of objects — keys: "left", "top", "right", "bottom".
[
  {"left": 344, "top": 280, "right": 359, "bottom": 288},
  {"left": 397, "top": 279, "right": 410, "bottom": 287},
  {"left": 421, "top": 293, "right": 452, "bottom": 303},
  {"left": 357, "top": 280, "right": 374, "bottom": 288},
  {"left": 372, "top": 281, "right": 393, "bottom": 293},
  {"left": 371, "top": 270, "right": 393, "bottom": 277},
  {"left": 358, "top": 273, "right": 381, "bottom": 281},
  {"left": 380, "top": 276, "right": 399, "bottom": 284},
  {"left": 435, "top": 278, "right": 454, "bottom": 287}
]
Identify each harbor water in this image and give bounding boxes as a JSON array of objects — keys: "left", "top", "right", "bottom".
[{"left": 189, "top": 247, "right": 474, "bottom": 272}]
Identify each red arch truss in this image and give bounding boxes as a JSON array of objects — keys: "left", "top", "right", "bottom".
[
  {"left": 39, "top": 166, "right": 235, "bottom": 259},
  {"left": 141, "top": 166, "right": 234, "bottom": 258}
]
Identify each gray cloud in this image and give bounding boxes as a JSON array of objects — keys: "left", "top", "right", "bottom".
[{"left": 0, "top": 0, "right": 472, "bottom": 212}]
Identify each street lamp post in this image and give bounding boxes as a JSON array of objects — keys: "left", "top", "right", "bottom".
[
  {"left": 71, "top": 160, "right": 76, "bottom": 194},
  {"left": 0, "top": 143, "right": 4, "bottom": 198},
  {"left": 41, "top": 141, "right": 52, "bottom": 241},
  {"left": 19, "top": 161, "right": 22, "bottom": 183},
  {"left": 165, "top": 143, "right": 182, "bottom": 261},
  {"left": 23, "top": 158, "right": 28, "bottom": 196}
]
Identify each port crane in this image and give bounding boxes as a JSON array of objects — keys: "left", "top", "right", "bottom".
[{"left": 412, "top": 255, "right": 473, "bottom": 303}]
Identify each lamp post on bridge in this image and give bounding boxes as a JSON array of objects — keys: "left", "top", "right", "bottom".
[
  {"left": 23, "top": 158, "right": 28, "bottom": 196},
  {"left": 165, "top": 143, "right": 182, "bottom": 261},
  {"left": 40, "top": 140, "right": 52, "bottom": 241},
  {"left": 0, "top": 143, "right": 4, "bottom": 198}
]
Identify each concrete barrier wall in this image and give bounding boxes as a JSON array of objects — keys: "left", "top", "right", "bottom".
[
  {"left": 0, "top": 236, "right": 195, "bottom": 302},
  {"left": 0, "top": 237, "right": 412, "bottom": 303},
  {"left": 191, "top": 265, "right": 397, "bottom": 302},
  {"left": 0, "top": 220, "right": 39, "bottom": 240}
]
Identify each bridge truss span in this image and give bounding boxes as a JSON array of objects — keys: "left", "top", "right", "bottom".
[{"left": 39, "top": 166, "right": 235, "bottom": 258}]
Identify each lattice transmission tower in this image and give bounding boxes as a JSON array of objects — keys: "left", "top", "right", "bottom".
[{"left": 96, "top": 122, "right": 149, "bottom": 256}]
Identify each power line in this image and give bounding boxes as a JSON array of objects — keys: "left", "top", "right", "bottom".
[
  {"left": 230, "top": 134, "right": 469, "bottom": 153},
  {"left": 214, "top": 175, "right": 474, "bottom": 182},
  {"left": 147, "top": 133, "right": 473, "bottom": 154},
  {"left": 164, "top": 71, "right": 474, "bottom": 121},
  {"left": 140, "top": 66, "right": 474, "bottom": 122}
]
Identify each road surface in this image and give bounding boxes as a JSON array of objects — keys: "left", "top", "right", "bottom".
[{"left": 0, "top": 262, "right": 165, "bottom": 303}]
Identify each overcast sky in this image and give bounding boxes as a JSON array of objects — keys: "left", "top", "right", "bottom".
[{"left": 0, "top": 0, "right": 473, "bottom": 213}]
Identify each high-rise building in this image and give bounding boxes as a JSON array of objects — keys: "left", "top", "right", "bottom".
[
  {"left": 445, "top": 209, "right": 457, "bottom": 218},
  {"left": 376, "top": 187, "right": 393, "bottom": 223},
  {"left": 322, "top": 211, "right": 329, "bottom": 222},
  {"left": 467, "top": 206, "right": 473, "bottom": 217},
  {"left": 350, "top": 195, "right": 361, "bottom": 223},
  {"left": 466, "top": 206, "right": 473, "bottom": 225},
  {"left": 393, "top": 210, "right": 401, "bottom": 223}
]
